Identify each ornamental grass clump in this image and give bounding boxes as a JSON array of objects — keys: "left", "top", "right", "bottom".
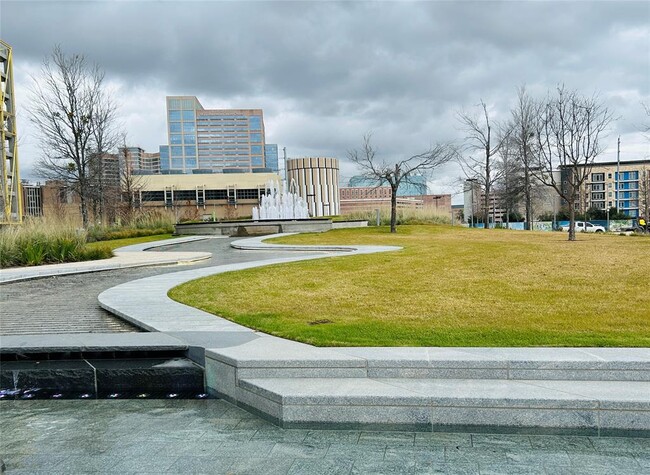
[
  {"left": 0, "top": 219, "right": 112, "bottom": 268},
  {"left": 342, "top": 208, "right": 451, "bottom": 226},
  {"left": 87, "top": 211, "right": 175, "bottom": 242}
]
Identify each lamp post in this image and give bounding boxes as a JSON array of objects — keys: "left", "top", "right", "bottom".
[{"left": 606, "top": 207, "right": 610, "bottom": 232}]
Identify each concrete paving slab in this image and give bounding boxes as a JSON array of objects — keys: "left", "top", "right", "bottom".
[{"left": 0, "top": 332, "right": 188, "bottom": 353}]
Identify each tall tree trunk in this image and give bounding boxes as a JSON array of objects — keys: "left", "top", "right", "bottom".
[{"left": 390, "top": 184, "right": 397, "bottom": 233}]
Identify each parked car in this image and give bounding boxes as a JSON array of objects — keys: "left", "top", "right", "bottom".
[{"left": 560, "top": 221, "right": 605, "bottom": 233}]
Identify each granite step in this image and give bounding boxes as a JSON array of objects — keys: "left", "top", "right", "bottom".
[
  {"left": 205, "top": 342, "right": 650, "bottom": 382},
  {"left": 234, "top": 377, "right": 650, "bottom": 437}
]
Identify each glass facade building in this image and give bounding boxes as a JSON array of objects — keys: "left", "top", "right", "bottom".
[
  {"left": 159, "top": 96, "right": 273, "bottom": 173},
  {"left": 264, "top": 144, "right": 279, "bottom": 172}
]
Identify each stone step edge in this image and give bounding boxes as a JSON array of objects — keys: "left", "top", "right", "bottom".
[
  {"left": 237, "top": 377, "right": 650, "bottom": 411},
  {"left": 219, "top": 377, "right": 650, "bottom": 436}
]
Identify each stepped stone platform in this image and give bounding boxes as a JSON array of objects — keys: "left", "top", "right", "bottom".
[{"left": 204, "top": 337, "right": 650, "bottom": 437}]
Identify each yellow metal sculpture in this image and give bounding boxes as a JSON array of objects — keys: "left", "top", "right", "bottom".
[{"left": 1, "top": 40, "right": 22, "bottom": 224}]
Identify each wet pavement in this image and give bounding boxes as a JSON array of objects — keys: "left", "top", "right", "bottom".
[{"left": 1, "top": 399, "right": 648, "bottom": 474}]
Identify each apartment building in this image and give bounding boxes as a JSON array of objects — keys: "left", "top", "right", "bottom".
[{"left": 564, "top": 159, "right": 650, "bottom": 218}]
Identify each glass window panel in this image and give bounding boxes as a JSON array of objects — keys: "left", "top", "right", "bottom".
[
  {"left": 249, "top": 116, "right": 262, "bottom": 131},
  {"left": 168, "top": 99, "right": 181, "bottom": 109},
  {"left": 185, "top": 159, "right": 197, "bottom": 168},
  {"left": 182, "top": 110, "right": 195, "bottom": 121},
  {"left": 184, "top": 146, "right": 197, "bottom": 156},
  {"left": 170, "top": 122, "right": 182, "bottom": 133},
  {"left": 184, "top": 134, "right": 196, "bottom": 144},
  {"left": 171, "top": 158, "right": 183, "bottom": 168},
  {"left": 169, "top": 110, "right": 181, "bottom": 120},
  {"left": 183, "top": 122, "right": 195, "bottom": 133},
  {"left": 170, "top": 134, "right": 182, "bottom": 144},
  {"left": 250, "top": 133, "right": 262, "bottom": 143},
  {"left": 251, "top": 145, "right": 263, "bottom": 154},
  {"left": 171, "top": 146, "right": 183, "bottom": 157},
  {"left": 251, "top": 156, "right": 263, "bottom": 166}
]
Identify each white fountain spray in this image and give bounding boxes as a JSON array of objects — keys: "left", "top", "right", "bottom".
[{"left": 252, "top": 179, "right": 310, "bottom": 220}]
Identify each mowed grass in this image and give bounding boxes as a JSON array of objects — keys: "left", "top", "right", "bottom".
[
  {"left": 85, "top": 234, "right": 174, "bottom": 251},
  {"left": 169, "top": 226, "right": 649, "bottom": 347}
]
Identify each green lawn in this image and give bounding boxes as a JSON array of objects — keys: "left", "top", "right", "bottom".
[
  {"left": 169, "top": 226, "right": 649, "bottom": 347},
  {"left": 85, "top": 234, "right": 174, "bottom": 251}
]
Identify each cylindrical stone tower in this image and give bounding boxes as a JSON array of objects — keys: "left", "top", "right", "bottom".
[{"left": 286, "top": 158, "right": 340, "bottom": 217}]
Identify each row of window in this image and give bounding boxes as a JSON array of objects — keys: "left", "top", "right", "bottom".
[
  {"left": 591, "top": 171, "right": 640, "bottom": 182},
  {"left": 197, "top": 140, "right": 257, "bottom": 146},
  {"left": 168, "top": 110, "right": 196, "bottom": 121},
  {"left": 143, "top": 189, "right": 264, "bottom": 202},
  {"left": 592, "top": 191, "right": 641, "bottom": 200},
  {"left": 169, "top": 122, "right": 195, "bottom": 133},
  {"left": 197, "top": 115, "right": 250, "bottom": 121},
  {"left": 197, "top": 127, "right": 250, "bottom": 133}
]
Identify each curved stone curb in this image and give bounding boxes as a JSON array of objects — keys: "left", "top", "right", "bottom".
[
  {"left": 0, "top": 235, "right": 215, "bottom": 284},
  {"left": 98, "top": 234, "right": 402, "bottom": 333},
  {"left": 230, "top": 233, "right": 402, "bottom": 255}
]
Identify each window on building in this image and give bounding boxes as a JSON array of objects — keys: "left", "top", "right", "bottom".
[
  {"left": 250, "top": 133, "right": 262, "bottom": 143},
  {"left": 169, "top": 122, "right": 182, "bottom": 133},
  {"left": 184, "top": 146, "right": 196, "bottom": 157},
  {"left": 142, "top": 191, "right": 165, "bottom": 202},
  {"left": 591, "top": 173, "right": 605, "bottom": 182},
  {"left": 237, "top": 189, "right": 261, "bottom": 200},
  {"left": 182, "top": 110, "right": 195, "bottom": 121},
  {"left": 249, "top": 116, "right": 262, "bottom": 131},
  {"left": 183, "top": 122, "right": 195, "bottom": 133},
  {"left": 168, "top": 110, "right": 181, "bottom": 120},
  {"left": 170, "top": 134, "right": 182, "bottom": 144},
  {"left": 171, "top": 146, "right": 183, "bottom": 157},
  {"left": 183, "top": 134, "right": 196, "bottom": 144}
]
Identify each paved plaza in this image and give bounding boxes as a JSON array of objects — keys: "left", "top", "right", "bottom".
[
  {"left": 2, "top": 399, "right": 648, "bottom": 475},
  {"left": 1, "top": 236, "right": 648, "bottom": 474}
]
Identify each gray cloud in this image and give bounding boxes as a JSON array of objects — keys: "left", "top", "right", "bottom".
[{"left": 3, "top": 0, "right": 649, "bottom": 200}]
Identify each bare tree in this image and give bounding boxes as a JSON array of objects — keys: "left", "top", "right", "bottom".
[
  {"left": 510, "top": 86, "right": 538, "bottom": 229},
  {"left": 348, "top": 133, "right": 455, "bottom": 233},
  {"left": 494, "top": 136, "right": 524, "bottom": 228},
  {"left": 532, "top": 86, "right": 614, "bottom": 241},
  {"left": 457, "top": 100, "right": 511, "bottom": 228},
  {"left": 28, "top": 46, "right": 120, "bottom": 227}
]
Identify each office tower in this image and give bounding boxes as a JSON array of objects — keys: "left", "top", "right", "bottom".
[{"left": 160, "top": 96, "right": 270, "bottom": 173}]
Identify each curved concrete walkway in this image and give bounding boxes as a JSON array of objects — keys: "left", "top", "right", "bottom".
[
  {"left": 0, "top": 236, "right": 215, "bottom": 284},
  {"left": 98, "top": 234, "right": 400, "bottom": 332}
]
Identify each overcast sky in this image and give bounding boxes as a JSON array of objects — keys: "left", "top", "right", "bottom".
[{"left": 3, "top": 0, "right": 649, "bottom": 203}]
